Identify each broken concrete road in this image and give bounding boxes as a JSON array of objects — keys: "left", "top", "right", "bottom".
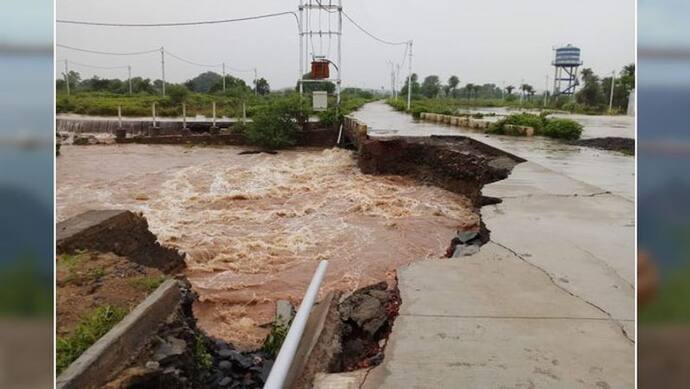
[
  {"left": 363, "top": 243, "right": 633, "bottom": 388},
  {"left": 361, "top": 162, "right": 634, "bottom": 388}
]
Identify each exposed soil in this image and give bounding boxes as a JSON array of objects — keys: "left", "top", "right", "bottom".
[
  {"left": 350, "top": 134, "right": 523, "bottom": 206},
  {"left": 56, "top": 251, "right": 165, "bottom": 338},
  {"left": 568, "top": 137, "right": 635, "bottom": 155}
]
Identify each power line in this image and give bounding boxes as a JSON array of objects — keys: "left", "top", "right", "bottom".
[
  {"left": 341, "top": 10, "right": 408, "bottom": 46},
  {"left": 57, "top": 43, "right": 159, "bottom": 56},
  {"left": 56, "top": 11, "right": 298, "bottom": 27},
  {"left": 165, "top": 50, "right": 222, "bottom": 68},
  {"left": 61, "top": 59, "right": 130, "bottom": 70}
]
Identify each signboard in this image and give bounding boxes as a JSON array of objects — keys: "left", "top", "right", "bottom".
[{"left": 313, "top": 91, "right": 328, "bottom": 112}]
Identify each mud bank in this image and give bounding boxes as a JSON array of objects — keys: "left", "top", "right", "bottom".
[
  {"left": 568, "top": 136, "right": 635, "bottom": 155},
  {"left": 114, "top": 127, "right": 338, "bottom": 148},
  {"left": 343, "top": 117, "right": 524, "bottom": 205}
]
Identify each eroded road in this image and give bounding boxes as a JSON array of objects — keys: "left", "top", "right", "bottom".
[{"left": 350, "top": 102, "right": 634, "bottom": 388}]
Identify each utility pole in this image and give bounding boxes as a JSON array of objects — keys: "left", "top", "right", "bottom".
[
  {"left": 395, "top": 64, "right": 400, "bottom": 99},
  {"left": 336, "top": 0, "right": 343, "bottom": 109},
  {"left": 128, "top": 65, "right": 133, "bottom": 96},
  {"left": 222, "top": 63, "right": 226, "bottom": 93},
  {"left": 406, "top": 40, "right": 413, "bottom": 111},
  {"left": 64, "top": 59, "right": 70, "bottom": 96},
  {"left": 160, "top": 47, "right": 166, "bottom": 97},
  {"left": 608, "top": 70, "right": 616, "bottom": 114},
  {"left": 298, "top": 0, "right": 304, "bottom": 96},
  {"left": 387, "top": 60, "right": 395, "bottom": 98},
  {"left": 254, "top": 68, "right": 258, "bottom": 96},
  {"left": 544, "top": 75, "right": 549, "bottom": 107}
]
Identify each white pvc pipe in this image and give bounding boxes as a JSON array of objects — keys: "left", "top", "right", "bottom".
[{"left": 264, "top": 260, "right": 329, "bottom": 389}]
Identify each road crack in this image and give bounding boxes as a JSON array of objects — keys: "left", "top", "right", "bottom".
[{"left": 491, "top": 240, "right": 634, "bottom": 344}]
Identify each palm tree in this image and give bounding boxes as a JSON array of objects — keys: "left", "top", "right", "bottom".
[
  {"left": 520, "top": 84, "right": 534, "bottom": 101},
  {"left": 506, "top": 85, "right": 515, "bottom": 96}
]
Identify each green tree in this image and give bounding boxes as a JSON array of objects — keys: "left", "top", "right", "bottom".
[
  {"left": 506, "top": 85, "right": 515, "bottom": 96},
  {"left": 166, "top": 84, "right": 190, "bottom": 105},
  {"left": 246, "top": 96, "right": 310, "bottom": 149},
  {"left": 464, "top": 83, "right": 475, "bottom": 100},
  {"left": 447, "top": 75, "right": 460, "bottom": 97},
  {"left": 399, "top": 73, "right": 421, "bottom": 97},
  {"left": 254, "top": 78, "right": 270, "bottom": 96},
  {"left": 421, "top": 75, "right": 441, "bottom": 98},
  {"left": 63, "top": 70, "right": 81, "bottom": 91},
  {"left": 184, "top": 71, "right": 223, "bottom": 93},
  {"left": 520, "top": 84, "right": 534, "bottom": 101},
  {"left": 576, "top": 68, "right": 606, "bottom": 109}
]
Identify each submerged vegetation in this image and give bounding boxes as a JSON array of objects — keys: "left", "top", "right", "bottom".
[{"left": 489, "top": 113, "right": 583, "bottom": 140}]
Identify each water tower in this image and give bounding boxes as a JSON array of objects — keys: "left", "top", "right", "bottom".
[{"left": 552, "top": 44, "right": 583, "bottom": 96}]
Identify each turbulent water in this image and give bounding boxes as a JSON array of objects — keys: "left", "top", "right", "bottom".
[{"left": 57, "top": 144, "right": 478, "bottom": 348}]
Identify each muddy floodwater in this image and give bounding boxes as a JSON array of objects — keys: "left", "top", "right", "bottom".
[{"left": 57, "top": 144, "right": 478, "bottom": 348}]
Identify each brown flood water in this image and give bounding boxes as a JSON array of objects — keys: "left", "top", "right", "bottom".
[{"left": 57, "top": 144, "right": 478, "bottom": 348}]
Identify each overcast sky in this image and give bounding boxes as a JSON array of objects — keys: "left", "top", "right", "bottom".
[{"left": 56, "top": 0, "right": 634, "bottom": 91}]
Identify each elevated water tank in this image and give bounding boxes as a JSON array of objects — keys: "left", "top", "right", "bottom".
[{"left": 553, "top": 45, "right": 582, "bottom": 67}]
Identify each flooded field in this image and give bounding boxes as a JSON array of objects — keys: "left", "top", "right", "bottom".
[{"left": 57, "top": 144, "right": 478, "bottom": 348}]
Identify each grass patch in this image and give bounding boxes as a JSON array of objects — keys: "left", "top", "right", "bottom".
[
  {"left": 128, "top": 275, "right": 167, "bottom": 293},
  {"left": 56, "top": 305, "right": 128, "bottom": 374},
  {"left": 59, "top": 252, "right": 106, "bottom": 285}
]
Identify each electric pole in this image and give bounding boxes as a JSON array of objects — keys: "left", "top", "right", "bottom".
[
  {"left": 128, "top": 65, "right": 133, "bottom": 96},
  {"left": 64, "top": 59, "right": 70, "bottom": 96},
  {"left": 406, "top": 40, "right": 413, "bottom": 111},
  {"left": 160, "top": 47, "right": 166, "bottom": 97},
  {"left": 387, "top": 60, "right": 395, "bottom": 98},
  {"left": 222, "top": 63, "right": 226, "bottom": 93},
  {"left": 608, "top": 70, "right": 616, "bottom": 114}
]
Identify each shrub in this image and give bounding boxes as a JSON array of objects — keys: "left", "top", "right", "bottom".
[
  {"left": 489, "top": 113, "right": 546, "bottom": 135},
  {"left": 504, "top": 113, "right": 546, "bottom": 131},
  {"left": 318, "top": 108, "right": 340, "bottom": 127},
  {"left": 540, "top": 118, "right": 583, "bottom": 140},
  {"left": 262, "top": 321, "right": 289, "bottom": 357},
  {"left": 246, "top": 96, "right": 309, "bottom": 149},
  {"left": 166, "top": 84, "right": 190, "bottom": 105}
]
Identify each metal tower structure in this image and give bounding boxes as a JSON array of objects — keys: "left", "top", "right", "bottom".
[
  {"left": 297, "top": 0, "right": 342, "bottom": 108},
  {"left": 552, "top": 44, "right": 582, "bottom": 97}
]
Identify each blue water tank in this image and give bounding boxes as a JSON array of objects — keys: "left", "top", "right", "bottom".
[{"left": 553, "top": 45, "right": 582, "bottom": 66}]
